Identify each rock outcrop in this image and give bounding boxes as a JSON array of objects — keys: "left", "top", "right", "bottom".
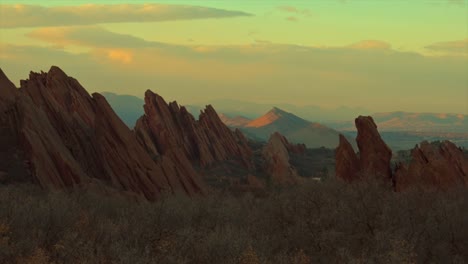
[
  {"left": 394, "top": 141, "right": 468, "bottom": 191},
  {"left": 355, "top": 116, "right": 393, "bottom": 179},
  {"left": 0, "top": 66, "right": 203, "bottom": 200},
  {"left": 335, "top": 134, "right": 360, "bottom": 182},
  {"left": 335, "top": 116, "right": 392, "bottom": 181},
  {"left": 262, "top": 132, "right": 303, "bottom": 185},
  {"left": 336, "top": 115, "right": 467, "bottom": 191},
  {"left": 0, "top": 69, "right": 18, "bottom": 111},
  {"left": 134, "top": 90, "right": 254, "bottom": 169}
]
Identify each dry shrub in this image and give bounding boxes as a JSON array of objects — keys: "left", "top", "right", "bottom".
[
  {"left": 0, "top": 176, "right": 466, "bottom": 263},
  {"left": 239, "top": 245, "right": 260, "bottom": 264}
]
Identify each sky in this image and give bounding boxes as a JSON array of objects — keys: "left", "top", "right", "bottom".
[{"left": 0, "top": 0, "right": 467, "bottom": 115}]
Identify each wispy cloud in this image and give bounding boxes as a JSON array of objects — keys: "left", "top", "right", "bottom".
[
  {"left": 277, "top": 6, "right": 312, "bottom": 16},
  {"left": 348, "top": 40, "right": 392, "bottom": 50},
  {"left": 446, "top": 0, "right": 466, "bottom": 6},
  {"left": 286, "top": 16, "right": 299, "bottom": 22},
  {"left": 2, "top": 31, "right": 466, "bottom": 114},
  {"left": 0, "top": 4, "right": 252, "bottom": 28},
  {"left": 277, "top": 5, "right": 311, "bottom": 22},
  {"left": 26, "top": 26, "right": 167, "bottom": 48},
  {"left": 425, "top": 39, "right": 468, "bottom": 55}
]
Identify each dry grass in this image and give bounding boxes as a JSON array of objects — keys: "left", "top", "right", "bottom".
[{"left": 0, "top": 176, "right": 467, "bottom": 263}]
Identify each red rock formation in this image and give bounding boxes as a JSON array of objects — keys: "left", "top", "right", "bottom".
[
  {"left": 355, "top": 116, "right": 392, "bottom": 179},
  {"left": 262, "top": 132, "right": 302, "bottom": 185},
  {"left": 134, "top": 90, "right": 254, "bottom": 169},
  {"left": 0, "top": 66, "right": 203, "bottom": 200},
  {"left": 335, "top": 134, "right": 360, "bottom": 182},
  {"left": 0, "top": 69, "right": 18, "bottom": 116},
  {"left": 394, "top": 141, "right": 468, "bottom": 191},
  {"left": 335, "top": 116, "right": 392, "bottom": 181}
]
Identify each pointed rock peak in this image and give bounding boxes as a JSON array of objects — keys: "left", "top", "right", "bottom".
[
  {"left": 339, "top": 134, "right": 350, "bottom": 145},
  {"left": 263, "top": 131, "right": 300, "bottom": 185},
  {"left": 355, "top": 115, "right": 377, "bottom": 129},
  {"left": 200, "top": 104, "right": 220, "bottom": 119},
  {"left": 336, "top": 134, "right": 360, "bottom": 182},
  {"left": 0, "top": 68, "right": 17, "bottom": 100},
  {"left": 268, "top": 132, "right": 306, "bottom": 155},
  {"left": 48, "top": 66, "right": 68, "bottom": 79},
  {"left": 355, "top": 115, "right": 392, "bottom": 179},
  {"left": 270, "top": 131, "right": 286, "bottom": 141},
  {"left": 37, "top": 66, "right": 72, "bottom": 85},
  {"left": 204, "top": 104, "right": 217, "bottom": 113},
  {"left": 143, "top": 90, "right": 169, "bottom": 108},
  {"left": 144, "top": 89, "right": 160, "bottom": 100},
  {"left": 92, "top": 92, "right": 107, "bottom": 104}
]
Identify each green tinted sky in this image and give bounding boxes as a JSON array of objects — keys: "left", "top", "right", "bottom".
[
  {"left": 0, "top": 1, "right": 467, "bottom": 114},
  {"left": 3, "top": 0, "right": 465, "bottom": 52}
]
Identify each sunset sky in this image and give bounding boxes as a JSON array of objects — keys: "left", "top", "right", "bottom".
[{"left": 0, "top": 0, "right": 467, "bottom": 114}]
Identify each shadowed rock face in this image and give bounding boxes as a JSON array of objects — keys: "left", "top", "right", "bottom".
[
  {"left": 335, "top": 134, "right": 360, "bottom": 182},
  {"left": 0, "top": 69, "right": 17, "bottom": 108},
  {"left": 394, "top": 141, "right": 468, "bottom": 191},
  {"left": 262, "top": 132, "right": 303, "bottom": 185},
  {"left": 134, "top": 90, "right": 254, "bottom": 170},
  {"left": 336, "top": 115, "right": 467, "bottom": 191},
  {"left": 335, "top": 116, "right": 392, "bottom": 182},
  {"left": 0, "top": 66, "right": 203, "bottom": 200},
  {"left": 355, "top": 116, "right": 392, "bottom": 179}
]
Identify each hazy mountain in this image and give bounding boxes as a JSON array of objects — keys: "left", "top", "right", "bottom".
[
  {"left": 202, "top": 98, "right": 370, "bottom": 121},
  {"left": 225, "top": 107, "right": 351, "bottom": 149},
  {"left": 327, "top": 111, "right": 468, "bottom": 133},
  {"left": 102, "top": 92, "right": 203, "bottom": 127},
  {"left": 219, "top": 113, "right": 251, "bottom": 127},
  {"left": 101, "top": 92, "right": 144, "bottom": 128}
]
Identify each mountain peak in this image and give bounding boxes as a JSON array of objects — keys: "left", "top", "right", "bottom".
[
  {"left": 247, "top": 107, "right": 305, "bottom": 128},
  {"left": 269, "top": 106, "right": 288, "bottom": 115}
]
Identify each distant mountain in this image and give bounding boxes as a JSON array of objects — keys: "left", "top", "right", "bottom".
[
  {"left": 101, "top": 92, "right": 144, "bottom": 128},
  {"left": 326, "top": 111, "right": 468, "bottom": 133},
  {"left": 201, "top": 98, "right": 369, "bottom": 121},
  {"left": 224, "top": 107, "right": 351, "bottom": 149},
  {"left": 219, "top": 113, "right": 251, "bottom": 127},
  {"left": 102, "top": 92, "right": 202, "bottom": 127}
]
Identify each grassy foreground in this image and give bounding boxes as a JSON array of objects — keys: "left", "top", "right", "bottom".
[{"left": 0, "top": 177, "right": 467, "bottom": 264}]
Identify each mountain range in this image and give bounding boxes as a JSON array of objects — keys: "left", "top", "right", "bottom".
[
  {"left": 103, "top": 92, "right": 467, "bottom": 150},
  {"left": 103, "top": 92, "right": 467, "bottom": 134},
  {"left": 221, "top": 107, "right": 349, "bottom": 149},
  {"left": 326, "top": 111, "right": 468, "bottom": 133}
]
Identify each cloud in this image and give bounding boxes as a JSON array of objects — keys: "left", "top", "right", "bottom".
[
  {"left": 106, "top": 49, "right": 133, "bottom": 64},
  {"left": 1, "top": 34, "right": 467, "bottom": 114},
  {"left": 424, "top": 39, "right": 468, "bottom": 55},
  {"left": 286, "top": 16, "right": 298, "bottom": 22},
  {"left": 277, "top": 6, "right": 312, "bottom": 16},
  {"left": 0, "top": 4, "right": 252, "bottom": 28},
  {"left": 277, "top": 5, "right": 311, "bottom": 21},
  {"left": 27, "top": 26, "right": 167, "bottom": 48},
  {"left": 446, "top": 0, "right": 466, "bottom": 6},
  {"left": 348, "top": 40, "right": 392, "bottom": 50}
]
